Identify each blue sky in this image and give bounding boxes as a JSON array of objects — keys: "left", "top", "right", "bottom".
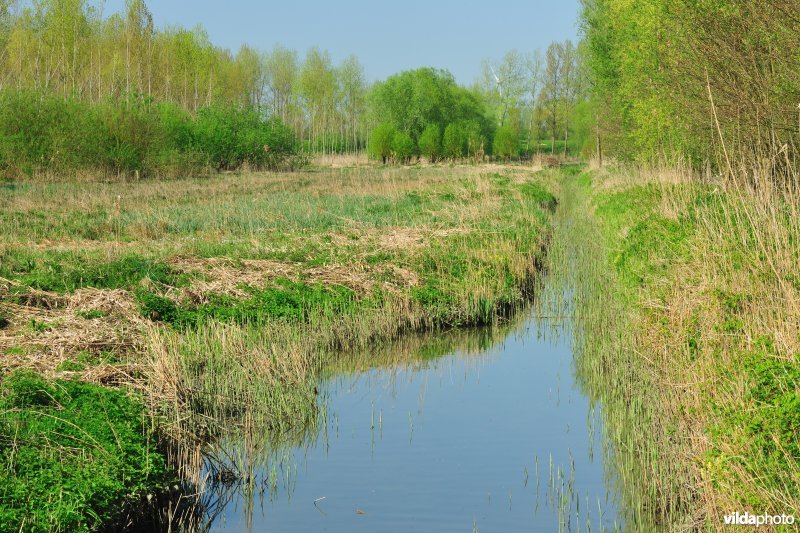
[{"left": 101, "top": 0, "right": 581, "bottom": 84}]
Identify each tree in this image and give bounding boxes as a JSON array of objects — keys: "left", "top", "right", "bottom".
[
  {"left": 391, "top": 130, "right": 415, "bottom": 163},
  {"left": 559, "top": 40, "right": 582, "bottom": 158},
  {"left": 418, "top": 123, "right": 441, "bottom": 162},
  {"left": 234, "top": 45, "right": 266, "bottom": 107},
  {"left": 264, "top": 45, "right": 298, "bottom": 126},
  {"left": 299, "top": 47, "right": 336, "bottom": 151},
  {"left": 368, "top": 123, "right": 394, "bottom": 163},
  {"left": 480, "top": 49, "right": 526, "bottom": 127},
  {"left": 442, "top": 123, "right": 465, "bottom": 160},
  {"left": 493, "top": 125, "right": 517, "bottom": 160},
  {"left": 370, "top": 68, "right": 493, "bottom": 146},
  {"left": 523, "top": 50, "right": 544, "bottom": 154},
  {"left": 124, "top": 0, "right": 154, "bottom": 99},
  {"left": 543, "top": 42, "right": 564, "bottom": 156},
  {"left": 337, "top": 54, "right": 366, "bottom": 152}
]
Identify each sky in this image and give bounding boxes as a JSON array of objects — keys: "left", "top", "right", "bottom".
[{"left": 100, "top": 0, "right": 581, "bottom": 84}]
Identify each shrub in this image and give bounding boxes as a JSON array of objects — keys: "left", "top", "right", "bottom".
[
  {"left": 493, "top": 125, "right": 518, "bottom": 159},
  {"left": 368, "top": 123, "right": 395, "bottom": 163},
  {"left": 0, "top": 90, "right": 299, "bottom": 180},
  {"left": 391, "top": 131, "right": 416, "bottom": 163},
  {"left": 418, "top": 123, "right": 442, "bottom": 162},
  {"left": 193, "top": 104, "right": 297, "bottom": 171},
  {"left": 98, "top": 98, "right": 166, "bottom": 176},
  {"left": 442, "top": 123, "right": 466, "bottom": 159}
]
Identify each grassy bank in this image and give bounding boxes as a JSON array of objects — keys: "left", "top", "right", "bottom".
[
  {"left": 0, "top": 372, "right": 174, "bottom": 532},
  {"left": 0, "top": 163, "right": 555, "bottom": 529},
  {"left": 562, "top": 166, "right": 799, "bottom": 529}
]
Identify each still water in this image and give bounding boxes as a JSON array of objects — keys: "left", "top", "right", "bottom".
[{"left": 202, "top": 312, "right": 622, "bottom": 532}]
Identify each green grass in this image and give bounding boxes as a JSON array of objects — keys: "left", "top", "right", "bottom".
[
  {"left": 569, "top": 168, "right": 800, "bottom": 526},
  {"left": 0, "top": 251, "right": 185, "bottom": 293},
  {"left": 137, "top": 278, "right": 363, "bottom": 328},
  {"left": 0, "top": 371, "right": 173, "bottom": 532},
  {"left": 595, "top": 184, "right": 692, "bottom": 290}
]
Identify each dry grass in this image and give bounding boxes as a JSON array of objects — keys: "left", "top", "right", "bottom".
[
  {"left": 587, "top": 161, "right": 800, "bottom": 529},
  {"left": 1, "top": 163, "right": 555, "bottom": 486},
  {"left": 0, "top": 278, "right": 145, "bottom": 377}
]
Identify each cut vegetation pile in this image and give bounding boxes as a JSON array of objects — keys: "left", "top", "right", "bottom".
[{"left": 0, "top": 164, "right": 555, "bottom": 529}]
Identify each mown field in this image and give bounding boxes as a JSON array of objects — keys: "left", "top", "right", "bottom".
[{"left": 0, "top": 163, "right": 556, "bottom": 530}]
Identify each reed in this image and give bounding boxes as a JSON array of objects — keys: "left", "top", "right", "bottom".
[{"left": 553, "top": 160, "right": 800, "bottom": 530}]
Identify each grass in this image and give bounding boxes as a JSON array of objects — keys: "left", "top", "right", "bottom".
[
  {"left": 0, "top": 162, "right": 556, "bottom": 529},
  {"left": 558, "top": 164, "right": 800, "bottom": 529}
]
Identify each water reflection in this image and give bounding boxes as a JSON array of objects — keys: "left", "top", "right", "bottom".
[{"left": 187, "top": 311, "right": 622, "bottom": 532}]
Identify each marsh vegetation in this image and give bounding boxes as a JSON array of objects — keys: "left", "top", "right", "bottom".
[
  {"left": 0, "top": 163, "right": 557, "bottom": 530},
  {"left": 2, "top": 0, "right": 800, "bottom": 531}
]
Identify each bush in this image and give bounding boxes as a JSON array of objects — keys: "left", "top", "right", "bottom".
[
  {"left": 0, "top": 90, "right": 300, "bottom": 180},
  {"left": 193, "top": 104, "right": 297, "bottom": 171},
  {"left": 418, "top": 123, "right": 442, "bottom": 162},
  {"left": 0, "top": 91, "right": 105, "bottom": 177},
  {"left": 391, "top": 131, "right": 416, "bottom": 163},
  {"left": 98, "top": 98, "right": 166, "bottom": 175},
  {"left": 493, "top": 125, "right": 518, "bottom": 159},
  {"left": 442, "top": 123, "right": 466, "bottom": 159},
  {"left": 368, "top": 123, "right": 395, "bottom": 163}
]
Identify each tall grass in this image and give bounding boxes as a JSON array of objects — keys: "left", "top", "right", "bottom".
[{"left": 559, "top": 160, "right": 800, "bottom": 530}]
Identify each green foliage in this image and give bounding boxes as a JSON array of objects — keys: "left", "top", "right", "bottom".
[
  {"left": 390, "top": 130, "right": 416, "bottom": 163},
  {"left": 0, "top": 252, "right": 181, "bottom": 293},
  {"left": 418, "top": 123, "right": 441, "bottom": 161},
  {"left": 710, "top": 354, "right": 800, "bottom": 507},
  {"left": 579, "top": 0, "right": 799, "bottom": 166},
  {"left": 369, "top": 68, "right": 494, "bottom": 145},
  {"left": 368, "top": 123, "right": 395, "bottom": 163},
  {"left": 461, "top": 120, "right": 487, "bottom": 157},
  {"left": 193, "top": 103, "right": 297, "bottom": 171},
  {"left": 138, "top": 278, "right": 360, "bottom": 329},
  {"left": 595, "top": 185, "right": 691, "bottom": 288},
  {"left": 0, "top": 90, "right": 300, "bottom": 179},
  {"left": 0, "top": 371, "right": 173, "bottom": 532},
  {"left": 493, "top": 125, "right": 518, "bottom": 159},
  {"left": 0, "top": 90, "right": 105, "bottom": 177},
  {"left": 442, "top": 123, "right": 466, "bottom": 159}
]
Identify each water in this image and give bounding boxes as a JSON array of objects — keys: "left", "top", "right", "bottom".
[{"left": 200, "top": 313, "right": 622, "bottom": 532}]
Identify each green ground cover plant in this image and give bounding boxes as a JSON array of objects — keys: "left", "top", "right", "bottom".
[{"left": 0, "top": 371, "right": 174, "bottom": 532}]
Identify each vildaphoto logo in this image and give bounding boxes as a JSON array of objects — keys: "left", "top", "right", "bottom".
[{"left": 723, "top": 511, "right": 795, "bottom": 527}]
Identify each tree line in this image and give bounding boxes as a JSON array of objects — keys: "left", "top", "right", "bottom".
[
  {"left": 367, "top": 42, "right": 587, "bottom": 164},
  {"left": 0, "top": 0, "right": 590, "bottom": 178},
  {"left": 580, "top": 0, "right": 800, "bottom": 177}
]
